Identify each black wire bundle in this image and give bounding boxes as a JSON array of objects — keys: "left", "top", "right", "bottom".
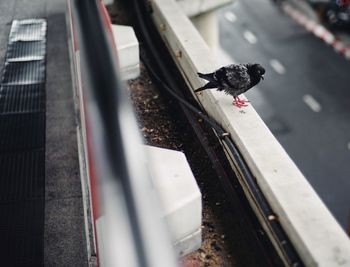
[{"left": 130, "top": 0, "right": 303, "bottom": 265}]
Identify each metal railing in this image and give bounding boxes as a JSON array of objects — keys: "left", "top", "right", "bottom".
[{"left": 71, "top": 0, "right": 177, "bottom": 266}]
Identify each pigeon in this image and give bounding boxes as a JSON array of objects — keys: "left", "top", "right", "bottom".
[{"left": 194, "top": 63, "right": 265, "bottom": 107}]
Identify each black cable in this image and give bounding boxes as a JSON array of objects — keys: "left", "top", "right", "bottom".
[
  {"left": 142, "top": 54, "right": 303, "bottom": 267},
  {"left": 132, "top": 0, "right": 303, "bottom": 265},
  {"left": 141, "top": 55, "right": 229, "bottom": 138}
]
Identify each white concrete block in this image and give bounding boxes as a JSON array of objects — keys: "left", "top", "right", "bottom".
[
  {"left": 111, "top": 25, "right": 140, "bottom": 80},
  {"left": 145, "top": 145, "right": 202, "bottom": 256}
]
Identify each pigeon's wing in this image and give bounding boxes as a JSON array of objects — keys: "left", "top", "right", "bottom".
[{"left": 224, "top": 64, "right": 251, "bottom": 91}]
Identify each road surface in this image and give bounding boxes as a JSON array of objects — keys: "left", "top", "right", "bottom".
[{"left": 219, "top": 0, "right": 350, "bottom": 229}]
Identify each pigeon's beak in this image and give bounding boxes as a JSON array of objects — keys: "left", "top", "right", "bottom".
[{"left": 261, "top": 75, "right": 264, "bottom": 80}]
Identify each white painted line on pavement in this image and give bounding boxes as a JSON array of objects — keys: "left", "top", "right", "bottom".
[
  {"left": 345, "top": 49, "right": 350, "bottom": 59},
  {"left": 347, "top": 142, "right": 350, "bottom": 151},
  {"left": 314, "top": 25, "right": 326, "bottom": 38},
  {"left": 269, "top": 59, "right": 286, "bottom": 75},
  {"left": 297, "top": 15, "right": 307, "bottom": 25},
  {"left": 306, "top": 20, "right": 316, "bottom": 31},
  {"left": 243, "top": 30, "right": 257, "bottom": 44},
  {"left": 334, "top": 41, "right": 346, "bottom": 53},
  {"left": 303, "top": 94, "right": 322, "bottom": 112},
  {"left": 225, "top": 11, "right": 237, "bottom": 23},
  {"left": 323, "top": 32, "right": 335, "bottom": 45}
]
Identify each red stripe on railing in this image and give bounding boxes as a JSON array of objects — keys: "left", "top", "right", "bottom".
[{"left": 283, "top": 4, "right": 350, "bottom": 60}]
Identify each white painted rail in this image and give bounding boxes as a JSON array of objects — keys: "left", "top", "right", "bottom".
[{"left": 149, "top": 0, "right": 350, "bottom": 266}]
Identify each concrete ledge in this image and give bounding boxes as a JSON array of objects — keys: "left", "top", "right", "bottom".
[
  {"left": 149, "top": 0, "right": 350, "bottom": 266},
  {"left": 173, "top": 228, "right": 201, "bottom": 257},
  {"left": 66, "top": 2, "right": 97, "bottom": 265},
  {"left": 145, "top": 145, "right": 202, "bottom": 256},
  {"left": 111, "top": 25, "right": 140, "bottom": 80}
]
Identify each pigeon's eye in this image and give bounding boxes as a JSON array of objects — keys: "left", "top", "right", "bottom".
[{"left": 258, "top": 69, "right": 265, "bottom": 75}]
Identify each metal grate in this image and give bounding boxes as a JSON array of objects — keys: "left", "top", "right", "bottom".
[
  {"left": 0, "top": 113, "right": 45, "bottom": 152},
  {"left": 2, "top": 61, "right": 46, "bottom": 85},
  {"left": 9, "top": 19, "right": 47, "bottom": 42},
  {"left": 6, "top": 41, "right": 46, "bottom": 62},
  {"left": 0, "top": 84, "right": 45, "bottom": 114},
  {"left": 0, "top": 150, "right": 45, "bottom": 202},
  {"left": 0, "top": 18, "right": 47, "bottom": 265},
  {"left": 0, "top": 200, "right": 44, "bottom": 266}
]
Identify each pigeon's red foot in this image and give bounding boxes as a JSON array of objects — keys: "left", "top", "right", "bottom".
[
  {"left": 232, "top": 100, "right": 248, "bottom": 108},
  {"left": 233, "top": 97, "right": 248, "bottom": 108},
  {"left": 236, "top": 96, "right": 249, "bottom": 104}
]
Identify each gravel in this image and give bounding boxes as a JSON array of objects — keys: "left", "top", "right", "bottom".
[{"left": 127, "top": 64, "right": 237, "bottom": 266}]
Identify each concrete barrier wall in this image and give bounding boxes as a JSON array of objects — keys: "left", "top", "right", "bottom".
[{"left": 149, "top": 0, "right": 350, "bottom": 266}]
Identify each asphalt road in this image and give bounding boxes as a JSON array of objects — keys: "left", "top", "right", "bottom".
[{"left": 219, "top": 0, "right": 350, "bottom": 229}]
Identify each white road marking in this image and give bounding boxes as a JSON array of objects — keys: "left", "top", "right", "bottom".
[
  {"left": 225, "top": 11, "right": 237, "bottom": 23},
  {"left": 303, "top": 94, "right": 322, "bottom": 112},
  {"left": 297, "top": 15, "right": 307, "bottom": 25},
  {"left": 269, "top": 59, "right": 286, "bottom": 75},
  {"left": 347, "top": 142, "right": 350, "bottom": 151},
  {"left": 306, "top": 20, "right": 316, "bottom": 31},
  {"left": 324, "top": 32, "right": 335, "bottom": 45},
  {"left": 345, "top": 49, "right": 350, "bottom": 59},
  {"left": 243, "top": 30, "right": 257, "bottom": 44},
  {"left": 314, "top": 25, "right": 326, "bottom": 38},
  {"left": 334, "top": 41, "right": 345, "bottom": 52}
]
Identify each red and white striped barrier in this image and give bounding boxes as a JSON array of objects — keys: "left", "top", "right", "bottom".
[{"left": 283, "top": 4, "right": 350, "bottom": 60}]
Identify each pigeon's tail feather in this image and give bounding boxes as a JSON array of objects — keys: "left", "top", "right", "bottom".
[
  {"left": 194, "top": 81, "right": 217, "bottom": 92},
  {"left": 198, "top": 72, "right": 215, "bottom": 82}
]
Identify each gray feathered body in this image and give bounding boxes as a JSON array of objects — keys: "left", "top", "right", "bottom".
[
  {"left": 215, "top": 64, "right": 251, "bottom": 97},
  {"left": 195, "top": 63, "right": 262, "bottom": 97}
]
